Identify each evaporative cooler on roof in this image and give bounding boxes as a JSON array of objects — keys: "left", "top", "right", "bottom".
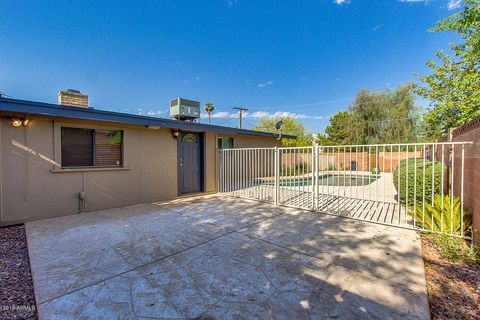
[{"left": 170, "top": 98, "right": 200, "bottom": 121}]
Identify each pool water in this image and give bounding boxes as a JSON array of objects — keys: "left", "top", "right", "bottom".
[{"left": 279, "top": 174, "right": 378, "bottom": 187}]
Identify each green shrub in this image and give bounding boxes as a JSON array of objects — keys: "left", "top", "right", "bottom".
[
  {"left": 280, "top": 162, "right": 311, "bottom": 176},
  {"left": 422, "top": 232, "right": 479, "bottom": 265},
  {"left": 412, "top": 195, "right": 472, "bottom": 236},
  {"left": 280, "top": 167, "right": 296, "bottom": 176},
  {"left": 393, "top": 159, "right": 442, "bottom": 206},
  {"left": 296, "top": 162, "right": 311, "bottom": 172}
]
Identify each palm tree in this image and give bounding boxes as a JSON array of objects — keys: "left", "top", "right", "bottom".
[{"left": 204, "top": 102, "right": 215, "bottom": 124}]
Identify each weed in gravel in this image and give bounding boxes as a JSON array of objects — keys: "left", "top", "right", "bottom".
[{"left": 422, "top": 232, "right": 480, "bottom": 265}]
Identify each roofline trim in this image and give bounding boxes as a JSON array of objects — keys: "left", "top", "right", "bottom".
[{"left": 0, "top": 97, "right": 296, "bottom": 139}]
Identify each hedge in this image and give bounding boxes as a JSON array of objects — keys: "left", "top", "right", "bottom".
[{"left": 393, "top": 159, "right": 442, "bottom": 206}]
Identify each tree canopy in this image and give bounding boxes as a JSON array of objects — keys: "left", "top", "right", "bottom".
[
  {"left": 324, "top": 110, "right": 353, "bottom": 145},
  {"left": 320, "top": 84, "right": 419, "bottom": 145},
  {"left": 416, "top": 0, "right": 480, "bottom": 140},
  {"left": 253, "top": 115, "right": 312, "bottom": 147}
]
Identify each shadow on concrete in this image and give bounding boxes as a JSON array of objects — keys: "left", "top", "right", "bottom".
[{"left": 27, "top": 194, "right": 429, "bottom": 319}]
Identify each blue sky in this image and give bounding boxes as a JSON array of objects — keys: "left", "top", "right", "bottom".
[{"left": 0, "top": 0, "right": 463, "bottom": 133}]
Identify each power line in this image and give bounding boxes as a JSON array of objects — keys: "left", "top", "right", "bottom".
[
  {"left": 216, "top": 117, "right": 237, "bottom": 126},
  {"left": 218, "top": 88, "right": 399, "bottom": 112},
  {"left": 257, "top": 97, "right": 353, "bottom": 110},
  {"left": 321, "top": 116, "right": 419, "bottom": 129},
  {"left": 243, "top": 118, "right": 257, "bottom": 129},
  {"left": 233, "top": 107, "right": 248, "bottom": 129}
]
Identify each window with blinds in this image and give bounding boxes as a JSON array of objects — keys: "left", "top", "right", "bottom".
[{"left": 61, "top": 127, "right": 123, "bottom": 167}]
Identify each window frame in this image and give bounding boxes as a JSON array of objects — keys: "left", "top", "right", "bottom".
[
  {"left": 217, "top": 137, "right": 234, "bottom": 149},
  {"left": 60, "top": 126, "right": 124, "bottom": 169}
]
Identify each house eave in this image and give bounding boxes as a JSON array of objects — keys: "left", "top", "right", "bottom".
[{"left": 0, "top": 97, "right": 296, "bottom": 139}]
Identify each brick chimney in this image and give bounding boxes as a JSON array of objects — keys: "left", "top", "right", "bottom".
[{"left": 58, "top": 89, "right": 88, "bottom": 108}]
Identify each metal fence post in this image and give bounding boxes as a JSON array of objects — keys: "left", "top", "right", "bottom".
[
  {"left": 274, "top": 146, "right": 279, "bottom": 206},
  {"left": 311, "top": 145, "right": 315, "bottom": 210},
  {"left": 214, "top": 142, "right": 473, "bottom": 238},
  {"left": 315, "top": 145, "right": 319, "bottom": 211}
]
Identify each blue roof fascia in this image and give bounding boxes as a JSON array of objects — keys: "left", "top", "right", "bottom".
[{"left": 0, "top": 97, "right": 296, "bottom": 139}]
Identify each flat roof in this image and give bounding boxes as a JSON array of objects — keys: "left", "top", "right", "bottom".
[{"left": 0, "top": 97, "right": 295, "bottom": 139}]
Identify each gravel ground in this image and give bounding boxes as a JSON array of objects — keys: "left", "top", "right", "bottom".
[
  {"left": 421, "top": 235, "right": 480, "bottom": 320},
  {"left": 0, "top": 224, "right": 37, "bottom": 320}
]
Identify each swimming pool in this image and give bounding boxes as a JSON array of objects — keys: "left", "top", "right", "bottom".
[{"left": 278, "top": 174, "right": 378, "bottom": 187}]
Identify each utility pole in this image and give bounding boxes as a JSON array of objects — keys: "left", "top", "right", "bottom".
[{"left": 233, "top": 107, "right": 248, "bottom": 129}]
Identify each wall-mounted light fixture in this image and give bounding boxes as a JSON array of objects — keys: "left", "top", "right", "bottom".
[
  {"left": 12, "top": 119, "right": 23, "bottom": 127},
  {"left": 11, "top": 118, "right": 29, "bottom": 127},
  {"left": 172, "top": 129, "right": 180, "bottom": 139}
]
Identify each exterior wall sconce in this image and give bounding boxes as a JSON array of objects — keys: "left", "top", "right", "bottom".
[
  {"left": 172, "top": 129, "right": 180, "bottom": 139},
  {"left": 11, "top": 118, "right": 29, "bottom": 127}
]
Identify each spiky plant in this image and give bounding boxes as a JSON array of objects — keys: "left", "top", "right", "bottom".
[{"left": 412, "top": 195, "right": 472, "bottom": 236}]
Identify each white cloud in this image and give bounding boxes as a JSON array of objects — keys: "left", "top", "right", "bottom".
[
  {"left": 215, "top": 111, "right": 237, "bottom": 118},
  {"left": 399, "top": 0, "right": 461, "bottom": 10},
  {"left": 257, "top": 81, "right": 273, "bottom": 88},
  {"left": 334, "top": 0, "right": 350, "bottom": 4},
  {"left": 249, "top": 111, "right": 271, "bottom": 118},
  {"left": 137, "top": 108, "right": 163, "bottom": 116},
  {"left": 447, "top": 0, "right": 462, "bottom": 10},
  {"left": 273, "top": 111, "right": 306, "bottom": 119},
  {"left": 372, "top": 24, "right": 383, "bottom": 32},
  {"left": 200, "top": 110, "right": 327, "bottom": 120},
  {"left": 200, "top": 111, "right": 238, "bottom": 119},
  {"left": 227, "top": 0, "right": 238, "bottom": 6},
  {"left": 146, "top": 110, "right": 163, "bottom": 116},
  {"left": 247, "top": 111, "right": 324, "bottom": 120}
]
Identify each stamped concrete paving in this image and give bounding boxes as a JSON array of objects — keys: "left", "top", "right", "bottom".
[{"left": 25, "top": 195, "right": 430, "bottom": 319}]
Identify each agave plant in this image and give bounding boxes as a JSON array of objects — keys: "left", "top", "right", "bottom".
[{"left": 411, "top": 195, "right": 472, "bottom": 236}]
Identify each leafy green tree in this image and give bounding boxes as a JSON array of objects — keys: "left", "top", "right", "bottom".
[
  {"left": 349, "top": 89, "right": 389, "bottom": 144},
  {"left": 320, "top": 84, "right": 419, "bottom": 145},
  {"left": 313, "top": 134, "right": 333, "bottom": 146},
  {"left": 416, "top": 0, "right": 480, "bottom": 140},
  {"left": 324, "top": 111, "right": 353, "bottom": 145},
  {"left": 382, "top": 83, "right": 420, "bottom": 143},
  {"left": 253, "top": 115, "right": 312, "bottom": 147},
  {"left": 204, "top": 102, "right": 215, "bottom": 124}
]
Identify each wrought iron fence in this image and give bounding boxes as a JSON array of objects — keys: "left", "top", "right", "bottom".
[{"left": 217, "top": 142, "right": 473, "bottom": 238}]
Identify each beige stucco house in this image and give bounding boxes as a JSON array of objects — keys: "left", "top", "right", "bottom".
[{"left": 0, "top": 92, "right": 291, "bottom": 226}]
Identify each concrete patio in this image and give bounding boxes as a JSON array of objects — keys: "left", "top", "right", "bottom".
[{"left": 25, "top": 194, "right": 430, "bottom": 319}]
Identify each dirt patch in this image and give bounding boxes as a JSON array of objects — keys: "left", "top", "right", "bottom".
[
  {"left": 421, "top": 235, "right": 479, "bottom": 320},
  {"left": 0, "top": 224, "right": 37, "bottom": 320}
]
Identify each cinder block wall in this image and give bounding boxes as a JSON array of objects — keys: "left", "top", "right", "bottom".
[
  {"left": 282, "top": 151, "right": 421, "bottom": 172},
  {"left": 450, "top": 116, "right": 480, "bottom": 243}
]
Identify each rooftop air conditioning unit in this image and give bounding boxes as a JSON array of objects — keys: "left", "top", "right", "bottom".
[{"left": 170, "top": 98, "right": 200, "bottom": 121}]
